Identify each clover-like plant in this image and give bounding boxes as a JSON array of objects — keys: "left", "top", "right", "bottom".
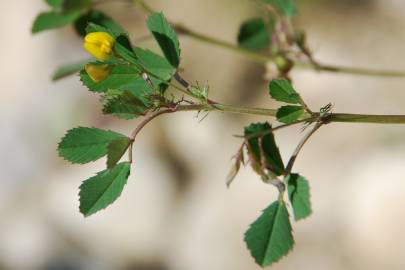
[{"left": 33, "top": 0, "right": 405, "bottom": 267}]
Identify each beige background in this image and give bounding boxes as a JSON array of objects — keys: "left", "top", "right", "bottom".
[{"left": 1, "top": 0, "right": 405, "bottom": 269}]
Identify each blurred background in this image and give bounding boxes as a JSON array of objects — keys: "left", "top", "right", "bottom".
[{"left": 2, "top": 0, "right": 405, "bottom": 269}]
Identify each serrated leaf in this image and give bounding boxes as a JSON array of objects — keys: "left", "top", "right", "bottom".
[
  {"left": 107, "top": 138, "right": 131, "bottom": 168},
  {"left": 79, "top": 162, "right": 130, "bottom": 216},
  {"left": 276, "top": 105, "right": 304, "bottom": 124},
  {"left": 269, "top": 79, "right": 301, "bottom": 104},
  {"left": 147, "top": 12, "right": 181, "bottom": 67},
  {"left": 262, "top": 0, "right": 297, "bottom": 17},
  {"left": 244, "top": 122, "right": 285, "bottom": 176},
  {"left": 52, "top": 58, "right": 92, "bottom": 81},
  {"left": 32, "top": 10, "right": 83, "bottom": 33},
  {"left": 244, "top": 201, "right": 294, "bottom": 267},
  {"left": 237, "top": 17, "right": 270, "bottom": 50},
  {"left": 286, "top": 174, "right": 312, "bottom": 221},
  {"left": 58, "top": 127, "right": 127, "bottom": 164},
  {"left": 102, "top": 90, "right": 151, "bottom": 119},
  {"left": 133, "top": 47, "right": 175, "bottom": 81},
  {"left": 74, "top": 10, "right": 124, "bottom": 37}
]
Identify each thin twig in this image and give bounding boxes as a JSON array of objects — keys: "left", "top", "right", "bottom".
[
  {"left": 285, "top": 122, "right": 323, "bottom": 174},
  {"left": 129, "top": 109, "right": 176, "bottom": 163}
]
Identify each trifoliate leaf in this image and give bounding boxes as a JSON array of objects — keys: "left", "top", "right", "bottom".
[
  {"left": 244, "top": 122, "right": 285, "bottom": 176},
  {"left": 79, "top": 162, "right": 131, "bottom": 216},
  {"left": 286, "top": 174, "right": 312, "bottom": 221},
  {"left": 237, "top": 17, "right": 270, "bottom": 50},
  {"left": 102, "top": 90, "right": 151, "bottom": 120},
  {"left": 75, "top": 10, "right": 124, "bottom": 37},
  {"left": 52, "top": 58, "right": 92, "bottom": 81},
  {"left": 107, "top": 138, "right": 131, "bottom": 168},
  {"left": 269, "top": 79, "right": 301, "bottom": 104},
  {"left": 32, "top": 10, "right": 83, "bottom": 33},
  {"left": 262, "top": 0, "right": 297, "bottom": 17},
  {"left": 244, "top": 201, "right": 295, "bottom": 267},
  {"left": 146, "top": 12, "right": 181, "bottom": 67},
  {"left": 58, "top": 127, "right": 128, "bottom": 164},
  {"left": 276, "top": 105, "right": 304, "bottom": 124}
]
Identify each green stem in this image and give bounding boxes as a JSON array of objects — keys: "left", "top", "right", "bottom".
[
  {"left": 175, "top": 104, "right": 405, "bottom": 125},
  {"left": 328, "top": 113, "right": 405, "bottom": 124}
]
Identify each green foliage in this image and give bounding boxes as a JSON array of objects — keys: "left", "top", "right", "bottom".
[
  {"left": 244, "top": 201, "right": 294, "bottom": 267},
  {"left": 45, "top": 0, "right": 63, "bottom": 9},
  {"left": 58, "top": 127, "right": 129, "bottom": 164},
  {"left": 262, "top": 0, "right": 297, "bottom": 17},
  {"left": 237, "top": 17, "right": 270, "bottom": 50},
  {"left": 102, "top": 90, "right": 151, "bottom": 120},
  {"left": 33, "top": 0, "right": 92, "bottom": 33},
  {"left": 147, "top": 13, "right": 181, "bottom": 67},
  {"left": 62, "top": 0, "right": 91, "bottom": 12},
  {"left": 79, "top": 162, "right": 131, "bottom": 216},
  {"left": 52, "top": 58, "right": 92, "bottom": 81},
  {"left": 133, "top": 47, "right": 176, "bottom": 81},
  {"left": 107, "top": 138, "right": 131, "bottom": 168},
  {"left": 276, "top": 105, "right": 304, "bottom": 124},
  {"left": 269, "top": 79, "right": 301, "bottom": 104},
  {"left": 115, "top": 34, "right": 139, "bottom": 64},
  {"left": 244, "top": 122, "right": 285, "bottom": 176},
  {"left": 287, "top": 174, "right": 312, "bottom": 221},
  {"left": 75, "top": 10, "right": 124, "bottom": 37},
  {"left": 32, "top": 10, "right": 83, "bottom": 33}
]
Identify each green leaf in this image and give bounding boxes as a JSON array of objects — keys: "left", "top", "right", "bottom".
[
  {"left": 133, "top": 47, "right": 176, "bottom": 81},
  {"left": 146, "top": 12, "right": 181, "bottom": 67},
  {"left": 102, "top": 90, "right": 151, "bottom": 120},
  {"left": 74, "top": 10, "right": 124, "bottom": 37},
  {"left": 62, "top": 0, "right": 91, "bottom": 12},
  {"left": 286, "top": 174, "right": 312, "bottom": 221},
  {"left": 237, "top": 17, "right": 270, "bottom": 50},
  {"left": 52, "top": 58, "right": 92, "bottom": 81},
  {"left": 86, "top": 22, "right": 120, "bottom": 38},
  {"left": 244, "top": 201, "right": 294, "bottom": 267},
  {"left": 107, "top": 138, "right": 131, "bottom": 168},
  {"left": 45, "top": 0, "right": 63, "bottom": 9},
  {"left": 262, "top": 0, "right": 297, "bottom": 17},
  {"left": 114, "top": 34, "right": 138, "bottom": 64},
  {"left": 58, "top": 127, "right": 128, "bottom": 164},
  {"left": 276, "top": 105, "right": 304, "bottom": 124},
  {"left": 32, "top": 10, "right": 83, "bottom": 33},
  {"left": 244, "top": 122, "right": 285, "bottom": 176},
  {"left": 269, "top": 79, "right": 301, "bottom": 104},
  {"left": 79, "top": 162, "right": 131, "bottom": 217}
]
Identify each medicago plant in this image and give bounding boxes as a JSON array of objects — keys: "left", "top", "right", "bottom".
[{"left": 33, "top": 0, "right": 405, "bottom": 267}]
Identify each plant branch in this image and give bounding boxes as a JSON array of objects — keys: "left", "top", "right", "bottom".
[
  {"left": 129, "top": 108, "right": 176, "bottom": 163},
  {"left": 285, "top": 122, "right": 323, "bottom": 174},
  {"left": 133, "top": 0, "right": 405, "bottom": 78}
]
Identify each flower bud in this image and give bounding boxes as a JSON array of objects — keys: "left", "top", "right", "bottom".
[
  {"left": 84, "top": 64, "right": 111, "bottom": 83},
  {"left": 83, "top": 32, "right": 115, "bottom": 61}
]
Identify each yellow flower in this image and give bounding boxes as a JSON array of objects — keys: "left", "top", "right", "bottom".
[
  {"left": 84, "top": 64, "right": 111, "bottom": 83},
  {"left": 83, "top": 32, "right": 115, "bottom": 61}
]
